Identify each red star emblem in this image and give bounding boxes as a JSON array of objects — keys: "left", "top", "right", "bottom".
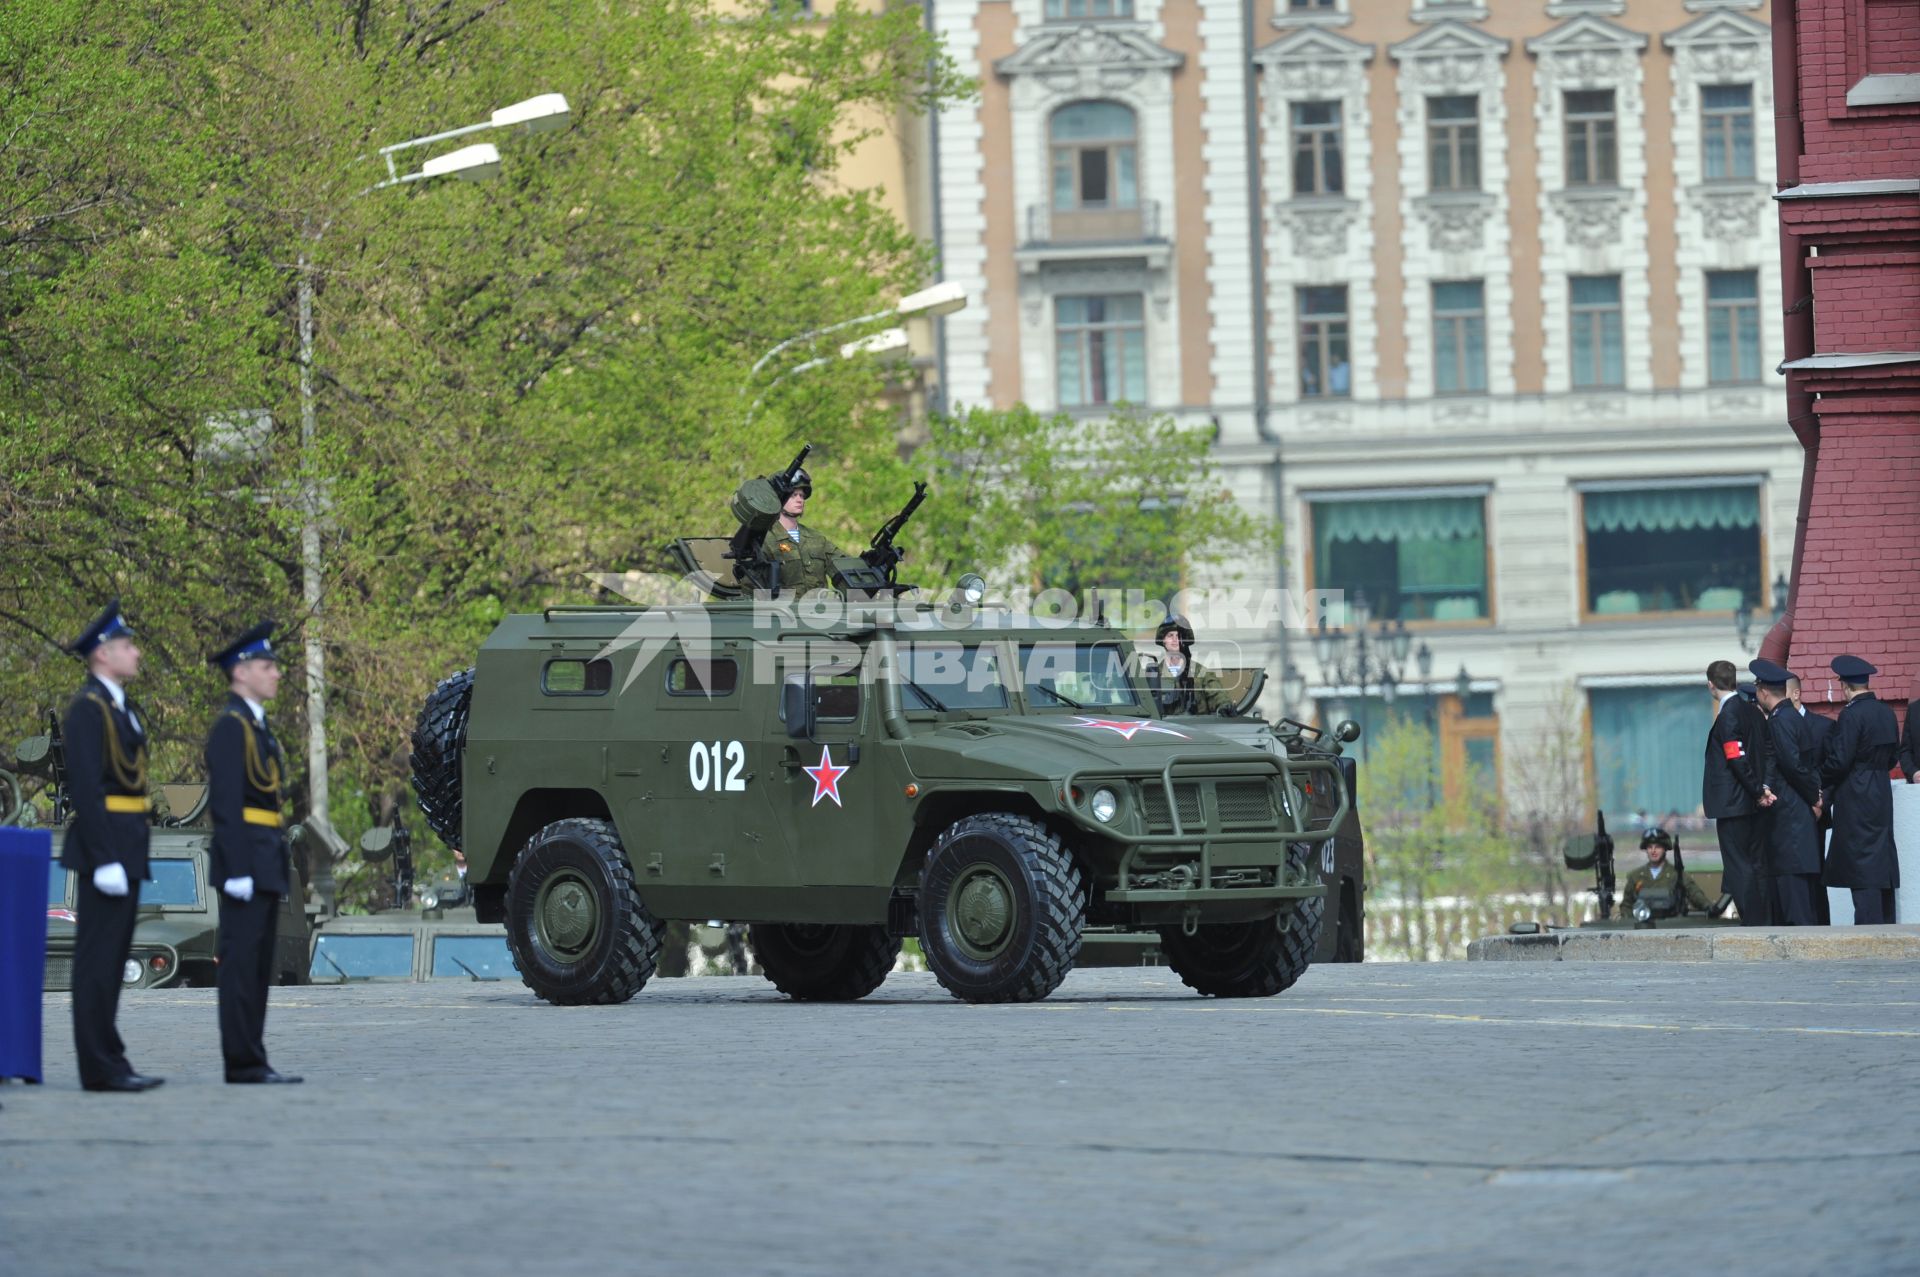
[
  {"left": 1068, "top": 716, "right": 1189, "bottom": 741},
  {"left": 803, "top": 745, "right": 849, "bottom": 808}
]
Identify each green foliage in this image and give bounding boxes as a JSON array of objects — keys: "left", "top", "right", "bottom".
[
  {"left": 916, "top": 405, "right": 1276, "bottom": 617},
  {"left": 1, "top": 0, "right": 965, "bottom": 905}
]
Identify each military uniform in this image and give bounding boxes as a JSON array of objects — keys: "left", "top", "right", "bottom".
[
  {"left": 60, "top": 602, "right": 160, "bottom": 1091},
  {"left": 761, "top": 523, "right": 843, "bottom": 595},
  {"left": 1703, "top": 689, "right": 1774, "bottom": 925},
  {"left": 1153, "top": 659, "right": 1230, "bottom": 717},
  {"left": 204, "top": 623, "right": 300, "bottom": 1083},
  {"left": 1619, "top": 862, "right": 1712, "bottom": 917},
  {"left": 1754, "top": 660, "right": 1825, "bottom": 926},
  {"left": 1818, "top": 656, "right": 1900, "bottom": 924}
]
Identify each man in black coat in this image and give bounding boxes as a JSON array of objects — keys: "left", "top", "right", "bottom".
[
  {"left": 1901, "top": 697, "right": 1919, "bottom": 785},
  {"left": 1753, "top": 660, "right": 1823, "bottom": 925},
  {"left": 1702, "top": 660, "right": 1776, "bottom": 925},
  {"left": 1788, "top": 675, "right": 1835, "bottom": 924},
  {"left": 1819, "top": 655, "right": 1901, "bottom": 924},
  {"left": 59, "top": 601, "right": 164, "bottom": 1093},
  {"left": 204, "top": 622, "right": 302, "bottom": 1085}
]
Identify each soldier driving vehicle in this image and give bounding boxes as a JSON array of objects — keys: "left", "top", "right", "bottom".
[
  {"left": 407, "top": 465, "right": 1349, "bottom": 1005},
  {"left": 1618, "top": 828, "right": 1713, "bottom": 921},
  {"left": 1147, "top": 615, "right": 1230, "bottom": 718}
]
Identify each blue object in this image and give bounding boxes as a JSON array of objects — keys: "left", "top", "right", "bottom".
[
  {"left": 0, "top": 827, "right": 52, "bottom": 1082},
  {"left": 66, "top": 597, "right": 135, "bottom": 656}
]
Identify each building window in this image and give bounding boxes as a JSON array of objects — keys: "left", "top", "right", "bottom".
[
  {"left": 1570, "top": 275, "right": 1625, "bottom": 389},
  {"left": 1432, "top": 281, "right": 1487, "bottom": 395},
  {"left": 1580, "top": 483, "right": 1762, "bottom": 617},
  {"left": 1290, "top": 102, "right": 1344, "bottom": 197},
  {"left": 1706, "top": 270, "right": 1762, "bottom": 384},
  {"left": 1590, "top": 686, "right": 1710, "bottom": 827},
  {"left": 1298, "top": 286, "right": 1351, "bottom": 399},
  {"left": 1564, "top": 89, "right": 1617, "bottom": 186},
  {"left": 1701, "top": 84, "right": 1755, "bottom": 181},
  {"left": 1051, "top": 102, "right": 1138, "bottom": 213},
  {"left": 1056, "top": 295, "right": 1147, "bottom": 407},
  {"left": 1044, "top": 0, "right": 1135, "bottom": 18},
  {"left": 1287, "top": 0, "right": 1339, "bottom": 9},
  {"left": 1427, "top": 95, "right": 1480, "bottom": 192},
  {"left": 1309, "top": 493, "right": 1490, "bottom": 623}
]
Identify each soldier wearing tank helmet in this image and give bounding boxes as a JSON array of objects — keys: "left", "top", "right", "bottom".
[
  {"left": 759, "top": 466, "right": 845, "bottom": 596},
  {"left": 1618, "top": 828, "right": 1713, "bottom": 918},
  {"left": 1150, "top": 614, "right": 1230, "bottom": 717}
]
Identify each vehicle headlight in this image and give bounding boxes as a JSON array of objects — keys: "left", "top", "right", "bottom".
[
  {"left": 420, "top": 891, "right": 440, "bottom": 910},
  {"left": 1632, "top": 900, "right": 1652, "bottom": 923},
  {"left": 1090, "top": 787, "right": 1118, "bottom": 824},
  {"left": 122, "top": 959, "right": 142, "bottom": 985}
]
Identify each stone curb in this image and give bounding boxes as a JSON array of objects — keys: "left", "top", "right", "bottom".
[{"left": 1466, "top": 924, "right": 1920, "bottom": 962}]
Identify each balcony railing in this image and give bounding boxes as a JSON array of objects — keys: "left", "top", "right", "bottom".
[{"left": 1025, "top": 200, "right": 1164, "bottom": 247}]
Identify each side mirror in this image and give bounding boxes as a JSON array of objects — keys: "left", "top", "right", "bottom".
[{"left": 782, "top": 680, "right": 815, "bottom": 740}]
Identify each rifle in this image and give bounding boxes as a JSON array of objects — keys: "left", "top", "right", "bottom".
[
  {"left": 860, "top": 480, "right": 927, "bottom": 581},
  {"left": 1591, "top": 811, "right": 1616, "bottom": 920},
  {"left": 770, "top": 444, "right": 812, "bottom": 502}
]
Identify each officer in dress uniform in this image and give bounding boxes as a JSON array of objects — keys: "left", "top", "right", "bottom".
[
  {"left": 1752, "top": 659, "right": 1825, "bottom": 926},
  {"left": 1150, "top": 615, "right": 1230, "bottom": 717},
  {"left": 60, "top": 601, "right": 164, "bottom": 1093},
  {"left": 1819, "top": 655, "right": 1901, "bottom": 924},
  {"left": 1702, "top": 660, "right": 1777, "bottom": 925},
  {"left": 204, "top": 622, "right": 302, "bottom": 1084},
  {"left": 759, "top": 468, "right": 844, "bottom": 595}
]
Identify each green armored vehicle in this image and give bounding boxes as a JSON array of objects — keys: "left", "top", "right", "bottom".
[
  {"left": 307, "top": 822, "right": 512, "bottom": 982},
  {"left": 411, "top": 603, "right": 1350, "bottom": 1005},
  {"left": 11, "top": 728, "right": 312, "bottom": 991}
]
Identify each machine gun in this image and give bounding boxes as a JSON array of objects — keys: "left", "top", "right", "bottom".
[
  {"left": 1564, "top": 810, "right": 1617, "bottom": 920},
  {"left": 14, "top": 710, "right": 72, "bottom": 826},
  {"left": 726, "top": 443, "right": 813, "bottom": 595},
  {"left": 830, "top": 480, "right": 926, "bottom": 597},
  {"left": 359, "top": 823, "right": 416, "bottom": 911}
]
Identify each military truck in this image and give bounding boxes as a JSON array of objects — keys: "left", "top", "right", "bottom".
[
  {"left": 11, "top": 727, "right": 312, "bottom": 991},
  {"left": 306, "top": 821, "right": 512, "bottom": 982},
  {"left": 410, "top": 602, "right": 1351, "bottom": 1006}
]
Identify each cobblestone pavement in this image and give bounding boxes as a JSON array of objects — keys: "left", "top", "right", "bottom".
[{"left": 4, "top": 962, "right": 1918, "bottom": 1277}]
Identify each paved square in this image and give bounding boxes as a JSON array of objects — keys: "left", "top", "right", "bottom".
[{"left": 4, "top": 962, "right": 1917, "bottom": 1275}]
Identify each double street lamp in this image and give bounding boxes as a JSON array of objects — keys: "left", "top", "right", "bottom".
[
  {"left": 1289, "top": 590, "right": 1476, "bottom": 732},
  {"left": 297, "top": 93, "right": 569, "bottom": 854}
]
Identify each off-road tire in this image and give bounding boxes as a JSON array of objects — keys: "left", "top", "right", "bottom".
[
  {"left": 505, "top": 818, "right": 661, "bottom": 1005},
  {"left": 1160, "top": 845, "right": 1323, "bottom": 997},
  {"left": 751, "top": 923, "right": 899, "bottom": 1001},
  {"left": 410, "top": 667, "right": 473, "bottom": 847},
  {"left": 918, "top": 812, "right": 1084, "bottom": 1004}
]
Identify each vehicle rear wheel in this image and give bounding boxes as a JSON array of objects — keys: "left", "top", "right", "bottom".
[
  {"left": 505, "top": 818, "right": 661, "bottom": 1005},
  {"left": 918, "top": 812, "right": 1084, "bottom": 1004},
  {"left": 751, "top": 923, "right": 899, "bottom": 1001},
  {"left": 1160, "top": 847, "right": 1323, "bottom": 997},
  {"left": 409, "top": 667, "right": 473, "bottom": 847}
]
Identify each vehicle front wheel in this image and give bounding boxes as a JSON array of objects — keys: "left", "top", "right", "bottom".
[
  {"left": 1159, "top": 891, "right": 1322, "bottom": 998},
  {"left": 751, "top": 923, "right": 899, "bottom": 1001},
  {"left": 918, "top": 812, "right": 1084, "bottom": 1004},
  {"left": 506, "top": 818, "right": 662, "bottom": 1005}
]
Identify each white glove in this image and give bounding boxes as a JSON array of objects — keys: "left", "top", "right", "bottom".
[
  {"left": 223, "top": 876, "right": 255, "bottom": 902},
  {"left": 92, "top": 862, "right": 130, "bottom": 897}
]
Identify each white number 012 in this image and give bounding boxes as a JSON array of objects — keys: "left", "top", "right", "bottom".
[{"left": 689, "top": 740, "right": 747, "bottom": 792}]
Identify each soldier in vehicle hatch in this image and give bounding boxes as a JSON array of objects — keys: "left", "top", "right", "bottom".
[
  {"left": 1618, "top": 828, "right": 1712, "bottom": 918},
  {"left": 759, "top": 467, "right": 845, "bottom": 595},
  {"left": 1150, "top": 614, "right": 1230, "bottom": 717}
]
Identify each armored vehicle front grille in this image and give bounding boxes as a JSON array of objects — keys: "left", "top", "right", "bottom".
[
  {"left": 44, "top": 957, "right": 73, "bottom": 991},
  {"left": 1139, "top": 783, "right": 1203, "bottom": 833},
  {"left": 1216, "top": 781, "right": 1274, "bottom": 824}
]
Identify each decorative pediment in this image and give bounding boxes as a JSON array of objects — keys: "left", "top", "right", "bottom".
[
  {"left": 1254, "top": 26, "right": 1374, "bottom": 71},
  {"left": 1390, "top": 21, "right": 1508, "bottom": 95},
  {"left": 996, "top": 25, "right": 1184, "bottom": 78},
  {"left": 1526, "top": 15, "right": 1650, "bottom": 58},
  {"left": 1663, "top": 10, "right": 1769, "bottom": 51}
]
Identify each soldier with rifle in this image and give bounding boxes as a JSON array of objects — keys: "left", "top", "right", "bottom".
[
  {"left": 1619, "top": 828, "right": 1714, "bottom": 919},
  {"left": 727, "top": 444, "right": 928, "bottom": 598}
]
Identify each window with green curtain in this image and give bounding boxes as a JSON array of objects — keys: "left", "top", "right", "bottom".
[
  {"left": 1311, "top": 495, "right": 1488, "bottom": 622},
  {"left": 1590, "top": 686, "right": 1711, "bottom": 824},
  {"left": 1582, "top": 484, "right": 1761, "bottom": 615}
]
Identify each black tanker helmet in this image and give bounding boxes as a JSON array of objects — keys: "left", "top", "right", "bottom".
[
  {"left": 1640, "top": 827, "right": 1674, "bottom": 851},
  {"left": 1155, "top": 613, "right": 1195, "bottom": 657},
  {"left": 787, "top": 467, "right": 813, "bottom": 499}
]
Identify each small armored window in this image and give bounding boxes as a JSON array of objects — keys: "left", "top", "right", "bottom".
[
  {"left": 666, "top": 657, "right": 739, "bottom": 698},
  {"left": 543, "top": 658, "right": 613, "bottom": 696}
]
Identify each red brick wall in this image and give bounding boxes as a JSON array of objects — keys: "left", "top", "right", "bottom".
[
  {"left": 1810, "top": 252, "right": 1920, "bottom": 352},
  {"left": 1794, "top": 0, "right": 1920, "bottom": 183}
]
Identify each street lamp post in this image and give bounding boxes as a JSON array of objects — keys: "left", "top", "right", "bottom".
[
  {"left": 297, "top": 95, "right": 568, "bottom": 857},
  {"left": 1736, "top": 571, "right": 1790, "bottom": 654}
]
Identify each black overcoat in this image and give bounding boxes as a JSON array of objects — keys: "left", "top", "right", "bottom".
[
  {"left": 1765, "top": 702, "right": 1824, "bottom": 876},
  {"left": 1704, "top": 694, "right": 1771, "bottom": 819},
  {"left": 1819, "top": 692, "right": 1900, "bottom": 890}
]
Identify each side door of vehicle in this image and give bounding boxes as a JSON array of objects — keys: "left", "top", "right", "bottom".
[{"left": 768, "top": 659, "right": 880, "bottom": 890}]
